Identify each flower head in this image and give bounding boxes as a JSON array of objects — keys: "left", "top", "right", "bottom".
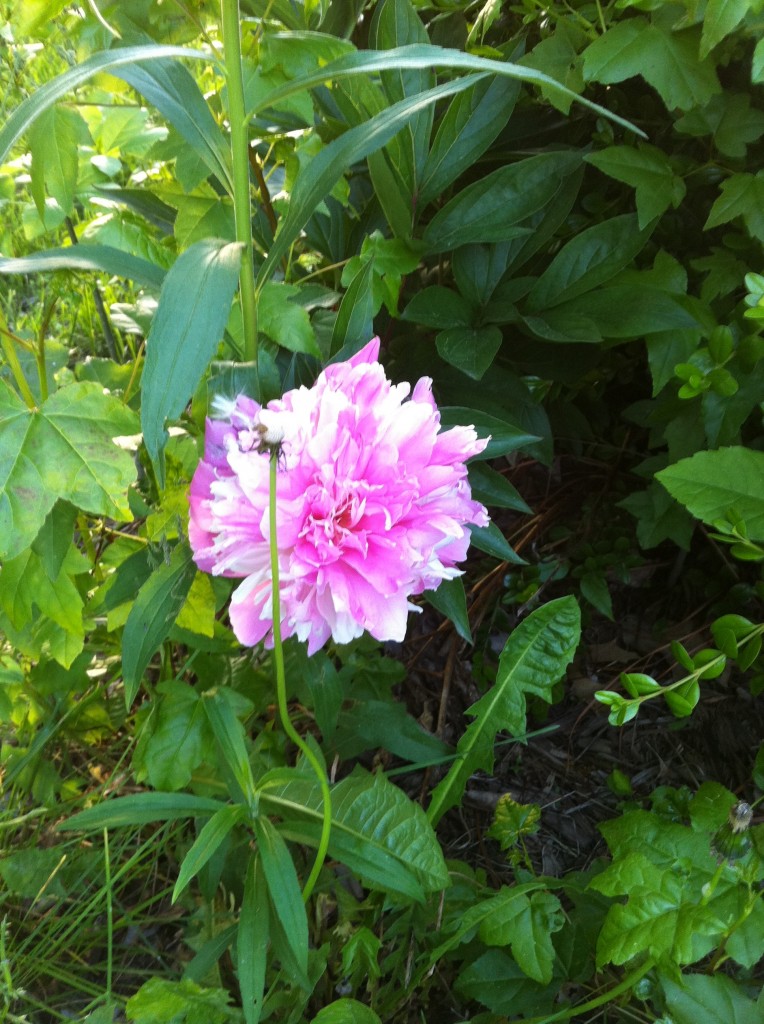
[{"left": 189, "top": 338, "right": 489, "bottom": 654}]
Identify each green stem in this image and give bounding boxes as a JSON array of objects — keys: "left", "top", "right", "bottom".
[
  {"left": 0, "top": 324, "right": 37, "bottom": 409},
  {"left": 103, "top": 828, "right": 113, "bottom": 1001},
  {"left": 522, "top": 958, "right": 656, "bottom": 1024},
  {"left": 269, "top": 452, "right": 332, "bottom": 903},
  {"left": 221, "top": 0, "right": 258, "bottom": 362}
]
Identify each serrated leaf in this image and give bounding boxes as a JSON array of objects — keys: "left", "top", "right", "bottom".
[
  {"left": 428, "top": 597, "right": 580, "bottom": 825},
  {"left": 258, "top": 281, "right": 320, "bottom": 357},
  {"left": 141, "top": 239, "right": 243, "bottom": 485},
  {"left": 657, "top": 447, "right": 764, "bottom": 541},
  {"left": 584, "top": 148, "right": 685, "bottom": 228},
  {"left": 675, "top": 93, "right": 764, "bottom": 160},
  {"left": 582, "top": 18, "right": 720, "bottom": 111},
  {"left": 0, "top": 380, "right": 138, "bottom": 561},
  {"left": 122, "top": 544, "right": 196, "bottom": 707},
  {"left": 261, "top": 767, "right": 449, "bottom": 900},
  {"left": 126, "top": 977, "right": 240, "bottom": 1024},
  {"left": 479, "top": 889, "right": 564, "bottom": 984}
]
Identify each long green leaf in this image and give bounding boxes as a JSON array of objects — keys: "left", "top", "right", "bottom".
[
  {"left": 203, "top": 689, "right": 258, "bottom": 808},
  {"left": 427, "top": 597, "right": 581, "bottom": 826},
  {"left": 238, "top": 857, "right": 270, "bottom": 1024},
  {"left": 256, "top": 74, "right": 487, "bottom": 284},
  {"left": 114, "top": 59, "right": 232, "bottom": 193},
  {"left": 141, "top": 239, "right": 243, "bottom": 485},
  {"left": 173, "top": 805, "right": 245, "bottom": 902},
  {"left": 253, "top": 817, "right": 309, "bottom": 975},
  {"left": 0, "top": 45, "right": 215, "bottom": 167},
  {"left": 58, "top": 792, "right": 227, "bottom": 831},
  {"left": 0, "top": 246, "right": 166, "bottom": 289},
  {"left": 122, "top": 543, "right": 196, "bottom": 707},
  {"left": 248, "top": 45, "right": 643, "bottom": 136}
]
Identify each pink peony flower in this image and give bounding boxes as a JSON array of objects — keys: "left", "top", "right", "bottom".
[{"left": 188, "top": 338, "right": 489, "bottom": 655}]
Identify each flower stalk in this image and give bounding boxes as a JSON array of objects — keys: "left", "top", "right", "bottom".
[
  {"left": 221, "top": 0, "right": 258, "bottom": 362},
  {"left": 268, "top": 451, "right": 332, "bottom": 902}
]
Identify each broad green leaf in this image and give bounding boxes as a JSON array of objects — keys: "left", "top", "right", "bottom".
[
  {"left": 454, "top": 949, "right": 552, "bottom": 1017},
  {"left": 0, "top": 545, "right": 88, "bottom": 667},
  {"left": 402, "top": 287, "right": 474, "bottom": 329},
  {"left": 657, "top": 447, "right": 764, "bottom": 540},
  {"left": 254, "top": 816, "right": 309, "bottom": 975},
  {"left": 439, "top": 406, "right": 540, "bottom": 461},
  {"left": 58, "top": 792, "right": 227, "bottom": 831},
  {"left": 173, "top": 194, "right": 236, "bottom": 249},
  {"left": 310, "top": 1000, "right": 382, "bottom": 1024},
  {"left": 582, "top": 19, "right": 720, "bottom": 111},
  {"left": 141, "top": 239, "right": 243, "bottom": 484},
  {"left": 704, "top": 172, "right": 764, "bottom": 243},
  {"left": 424, "top": 577, "right": 472, "bottom": 643},
  {"left": 527, "top": 214, "right": 653, "bottom": 311},
  {"left": 0, "top": 245, "right": 166, "bottom": 289},
  {"left": 675, "top": 93, "right": 764, "bottom": 160},
  {"left": 261, "top": 767, "right": 449, "bottom": 899},
  {"left": 521, "top": 18, "right": 586, "bottom": 114},
  {"left": 591, "top": 810, "right": 746, "bottom": 967},
  {"left": 29, "top": 105, "right": 84, "bottom": 218},
  {"left": 333, "top": 699, "right": 450, "bottom": 763},
  {"left": 173, "top": 805, "right": 246, "bottom": 902},
  {"left": 619, "top": 480, "right": 694, "bottom": 548},
  {"left": 133, "top": 681, "right": 212, "bottom": 791},
  {"left": 175, "top": 572, "right": 217, "bottom": 638},
  {"left": 0, "top": 46, "right": 216, "bottom": 169},
  {"left": 419, "top": 75, "right": 520, "bottom": 206},
  {"left": 525, "top": 284, "right": 700, "bottom": 341},
  {"left": 423, "top": 151, "right": 581, "bottom": 252},
  {"left": 754, "top": 37, "right": 764, "bottom": 83},
  {"left": 584, "top": 147, "right": 685, "bottom": 228},
  {"left": 436, "top": 326, "right": 502, "bottom": 380},
  {"left": 468, "top": 463, "right": 531, "bottom": 513},
  {"left": 662, "top": 973, "right": 760, "bottom": 1024},
  {"left": 203, "top": 688, "right": 258, "bottom": 807},
  {"left": 468, "top": 522, "right": 526, "bottom": 565},
  {"left": 257, "top": 281, "right": 320, "bottom": 357},
  {"left": 330, "top": 259, "right": 376, "bottom": 356},
  {"left": 0, "top": 380, "right": 138, "bottom": 561},
  {"left": 428, "top": 597, "right": 580, "bottom": 825},
  {"left": 700, "top": 0, "right": 752, "bottom": 59},
  {"left": 126, "top": 978, "right": 240, "bottom": 1024},
  {"left": 31, "top": 500, "right": 77, "bottom": 581},
  {"left": 238, "top": 857, "right": 269, "bottom": 1024},
  {"left": 478, "top": 888, "right": 564, "bottom": 984},
  {"left": 122, "top": 543, "right": 196, "bottom": 707}
]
